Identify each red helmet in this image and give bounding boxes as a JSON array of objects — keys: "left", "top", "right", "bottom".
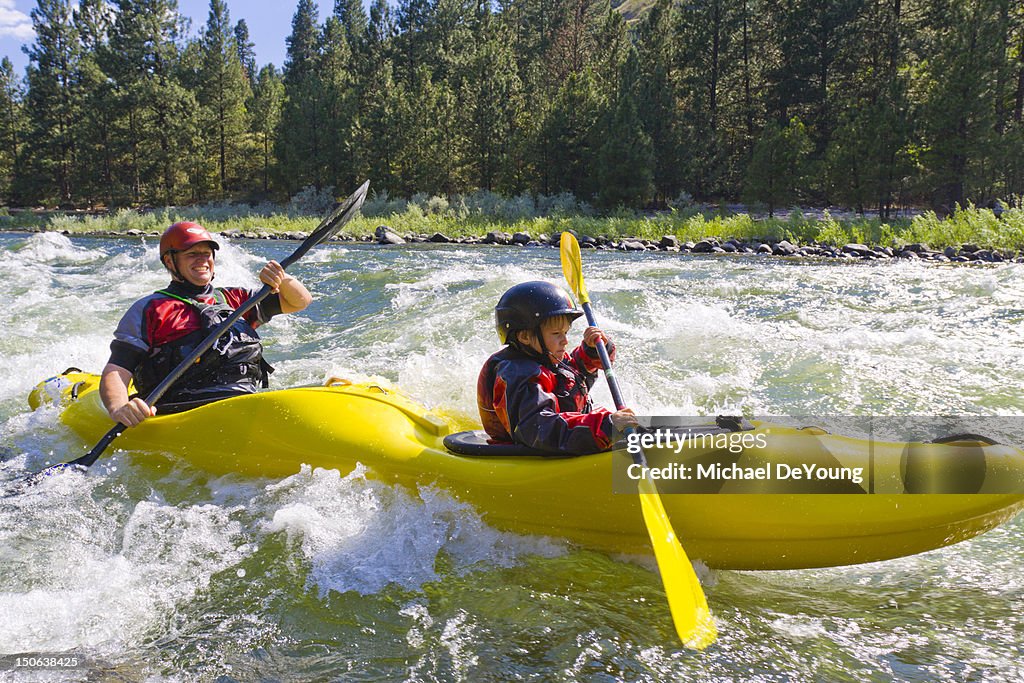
[{"left": 159, "top": 222, "right": 220, "bottom": 259}]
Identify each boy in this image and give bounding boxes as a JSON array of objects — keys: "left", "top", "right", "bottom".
[{"left": 477, "top": 281, "right": 637, "bottom": 454}]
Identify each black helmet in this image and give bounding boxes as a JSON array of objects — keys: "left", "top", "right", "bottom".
[{"left": 495, "top": 281, "right": 583, "bottom": 344}]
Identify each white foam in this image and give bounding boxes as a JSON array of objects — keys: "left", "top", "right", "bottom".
[
  {"left": 12, "top": 232, "right": 106, "bottom": 264},
  {"left": 264, "top": 464, "right": 564, "bottom": 596},
  {"left": 0, "top": 479, "right": 249, "bottom": 656}
]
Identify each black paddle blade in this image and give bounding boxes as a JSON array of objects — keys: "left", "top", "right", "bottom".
[
  {"left": 16, "top": 462, "right": 88, "bottom": 489},
  {"left": 280, "top": 180, "right": 370, "bottom": 269}
]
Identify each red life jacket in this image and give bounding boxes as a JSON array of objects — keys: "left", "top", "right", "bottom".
[
  {"left": 477, "top": 343, "right": 614, "bottom": 454},
  {"left": 133, "top": 288, "right": 272, "bottom": 405}
]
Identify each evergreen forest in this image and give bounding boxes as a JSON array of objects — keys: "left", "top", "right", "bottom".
[{"left": 0, "top": 0, "right": 1021, "bottom": 216}]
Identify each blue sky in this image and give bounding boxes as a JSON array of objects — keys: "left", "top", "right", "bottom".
[{"left": 0, "top": 0, "right": 340, "bottom": 76}]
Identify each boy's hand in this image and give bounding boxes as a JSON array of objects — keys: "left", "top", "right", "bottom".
[
  {"left": 583, "top": 326, "right": 609, "bottom": 348},
  {"left": 611, "top": 408, "right": 638, "bottom": 432}
]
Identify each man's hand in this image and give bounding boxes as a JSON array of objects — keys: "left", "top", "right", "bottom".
[
  {"left": 100, "top": 362, "right": 156, "bottom": 428},
  {"left": 259, "top": 260, "right": 287, "bottom": 293},
  {"left": 259, "top": 260, "right": 312, "bottom": 313},
  {"left": 109, "top": 397, "right": 157, "bottom": 427}
]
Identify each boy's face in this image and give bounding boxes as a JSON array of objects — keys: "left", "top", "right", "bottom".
[{"left": 518, "top": 317, "right": 572, "bottom": 359}]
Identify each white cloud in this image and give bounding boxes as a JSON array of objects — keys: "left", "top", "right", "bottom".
[{"left": 0, "top": 1, "right": 34, "bottom": 42}]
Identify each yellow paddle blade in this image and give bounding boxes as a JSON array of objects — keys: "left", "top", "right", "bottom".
[
  {"left": 559, "top": 232, "right": 589, "bottom": 304},
  {"left": 638, "top": 477, "right": 718, "bottom": 650}
]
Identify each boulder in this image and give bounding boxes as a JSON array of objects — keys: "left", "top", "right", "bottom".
[
  {"left": 375, "top": 225, "right": 406, "bottom": 245},
  {"left": 842, "top": 243, "right": 874, "bottom": 258},
  {"left": 773, "top": 240, "right": 799, "bottom": 256},
  {"left": 484, "top": 230, "right": 512, "bottom": 245}
]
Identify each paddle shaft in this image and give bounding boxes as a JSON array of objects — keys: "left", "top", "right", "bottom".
[{"left": 579, "top": 302, "right": 626, "bottom": 412}]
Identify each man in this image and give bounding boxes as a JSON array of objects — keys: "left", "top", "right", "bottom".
[{"left": 100, "top": 221, "right": 313, "bottom": 427}]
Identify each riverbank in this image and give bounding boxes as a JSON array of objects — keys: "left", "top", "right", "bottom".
[{"left": 3, "top": 202, "right": 1022, "bottom": 263}]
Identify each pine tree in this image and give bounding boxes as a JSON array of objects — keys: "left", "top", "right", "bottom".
[
  {"left": 276, "top": 0, "right": 326, "bottom": 193},
  {"left": 461, "top": 4, "right": 523, "bottom": 192},
  {"left": 916, "top": 0, "right": 1005, "bottom": 212},
  {"left": 357, "top": 57, "right": 402, "bottom": 193},
  {"left": 368, "top": 0, "right": 397, "bottom": 53},
  {"left": 0, "top": 58, "right": 25, "bottom": 202},
  {"left": 102, "top": 0, "right": 196, "bottom": 205},
  {"left": 72, "top": 0, "right": 115, "bottom": 206},
  {"left": 19, "top": 0, "right": 80, "bottom": 205},
  {"left": 335, "top": 0, "right": 369, "bottom": 47},
  {"left": 320, "top": 16, "right": 358, "bottom": 191},
  {"left": 197, "top": 0, "right": 252, "bottom": 196},
  {"left": 635, "top": 0, "right": 681, "bottom": 202},
  {"left": 541, "top": 68, "right": 602, "bottom": 199},
  {"left": 673, "top": 0, "right": 742, "bottom": 197},
  {"left": 357, "top": 0, "right": 401, "bottom": 192},
  {"left": 824, "top": 0, "right": 911, "bottom": 216},
  {"left": 393, "top": 64, "right": 461, "bottom": 195},
  {"left": 743, "top": 118, "right": 813, "bottom": 217},
  {"left": 251, "top": 65, "right": 284, "bottom": 195},
  {"left": 394, "top": 0, "right": 434, "bottom": 80},
  {"left": 597, "top": 50, "right": 654, "bottom": 209},
  {"left": 234, "top": 19, "right": 257, "bottom": 88}
]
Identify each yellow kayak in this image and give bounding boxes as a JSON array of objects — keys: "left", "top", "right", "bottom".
[{"left": 29, "top": 372, "right": 1024, "bottom": 570}]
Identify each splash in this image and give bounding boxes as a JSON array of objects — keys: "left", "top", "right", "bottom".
[{"left": 264, "top": 464, "right": 564, "bottom": 596}]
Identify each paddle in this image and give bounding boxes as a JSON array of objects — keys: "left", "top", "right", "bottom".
[
  {"left": 37, "top": 180, "right": 370, "bottom": 477},
  {"left": 559, "top": 231, "right": 717, "bottom": 650}
]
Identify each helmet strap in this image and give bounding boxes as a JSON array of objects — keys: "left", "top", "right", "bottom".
[
  {"left": 513, "top": 327, "right": 549, "bottom": 363},
  {"left": 166, "top": 251, "right": 184, "bottom": 281}
]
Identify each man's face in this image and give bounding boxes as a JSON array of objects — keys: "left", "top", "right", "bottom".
[{"left": 168, "top": 243, "right": 216, "bottom": 286}]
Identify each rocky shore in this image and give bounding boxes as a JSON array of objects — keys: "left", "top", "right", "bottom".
[
  {"left": 381, "top": 229, "right": 1018, "bottom": 263},
  {"left": 11, "top": 224, "right": 1022, "bottom": 263}
]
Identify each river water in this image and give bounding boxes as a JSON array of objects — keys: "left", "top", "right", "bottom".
[{"left": 0, "top": 231, "right": 1022, "bottom": 681}]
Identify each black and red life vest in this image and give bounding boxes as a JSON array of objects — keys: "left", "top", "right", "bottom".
[{"left": 132, "top": 288, "right": 272, "bottom": 405}]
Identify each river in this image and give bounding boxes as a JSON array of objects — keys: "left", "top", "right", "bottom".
[{"left": 1, "top": 231, "right": 1022, "bottom": 681}]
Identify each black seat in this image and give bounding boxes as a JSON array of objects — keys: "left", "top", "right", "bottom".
[{"left": 443, "top": 431, "right": 554, "bottom": 457}]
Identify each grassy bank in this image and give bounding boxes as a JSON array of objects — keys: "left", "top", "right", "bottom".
[{"left": 4, "top": 201, "right": 1024, "bottom": 252}]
